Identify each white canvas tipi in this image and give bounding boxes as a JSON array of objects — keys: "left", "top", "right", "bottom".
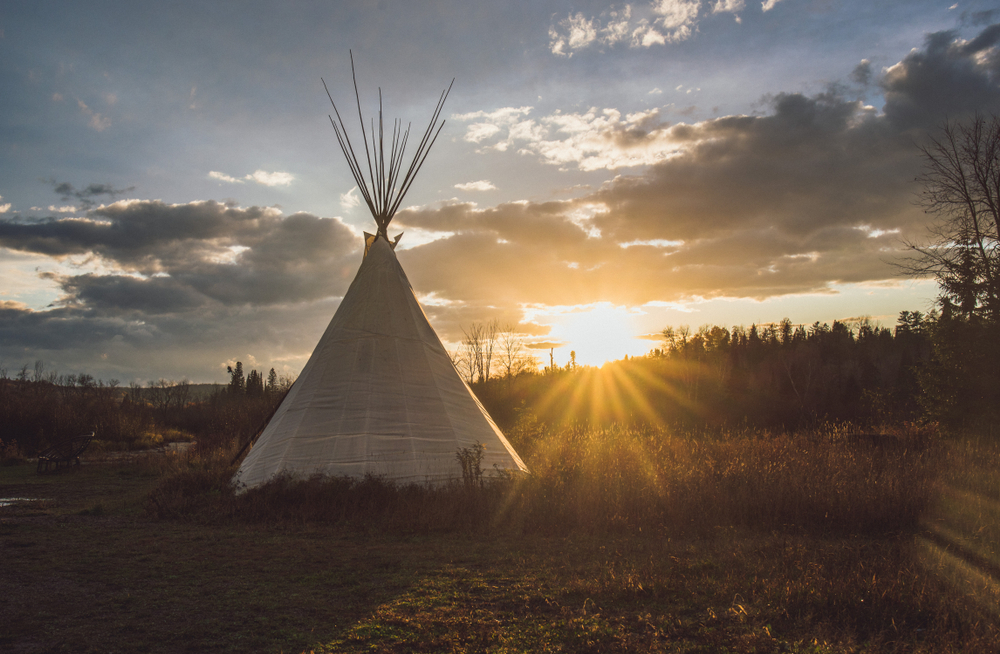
[{"left": 233, "top": 60, "right": 527, "bottom": 490}]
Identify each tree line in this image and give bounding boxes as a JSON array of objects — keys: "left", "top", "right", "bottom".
[
  {"left": 464, "top": 312, "right": 933, "bottom": 430},
  {"left": 3, "top": 113, "right": 998, "bottom": 454},
  {"left": 898, "top": 112, "right": 1000, "bottom": 431},
  {"left": 0, "top": 360, "right": 291, "bottom": 457},
  {"left": 465, "top": 113, "right": 1000, "bottom": 434}
]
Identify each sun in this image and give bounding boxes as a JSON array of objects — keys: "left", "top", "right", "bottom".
[{"left": 547, "top": 303, "right": 653, "bottom": 367}]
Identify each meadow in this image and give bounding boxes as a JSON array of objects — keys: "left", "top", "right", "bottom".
[{"left": 2, "top": 419, "right": 998, "bottom": 653}]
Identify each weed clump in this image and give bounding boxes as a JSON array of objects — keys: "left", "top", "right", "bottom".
[
  {"left": 143, "top": 447, "right": 240, "bottom": 520},
  {"left": 0, "top": 438, "right": 27, "bottom": 466}
]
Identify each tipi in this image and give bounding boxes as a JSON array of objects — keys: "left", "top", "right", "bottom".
[{"left": 233, "top": 59, "right": 527, "bottom": 490}]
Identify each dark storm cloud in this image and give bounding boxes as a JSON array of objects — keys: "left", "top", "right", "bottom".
[
  {"left": 0, "top": 297, "right": 339, "bottom": 383},
  {"left": 393, "top": 24, "right": 1000, "bottom": 308},
  {"left": 58, "top": 274, "right": 209, "bottom": 314},
  {"left": 47, "top": 180, "right": 135, "bottom": 210},
  {"left": 589, "top": 92, "right": 909, "bottom": 242},
  {"left": 1, "top": 200, "right": 278, "bottom": 265},
  {"left": 397, "top": 87, "right": 915, "bottom": 305},
  {"left": 4, "top": 24, "right": 1000, "bottom": 380},
  {"left": 966, "top": 9, "right": 1000, "bottom": 27},
  {"left": 0, "top": 197, "right": 366, "bottom": 380},
  {"left": 881, "top": 27, "right": 1000, "bottom": 131},
  {"left": 850, "top": 60, "right": 872, "bottom": 87},
  {"left": 0, "top": 191, "right": 371, "bottom": 381},
  {"left": 0, "top": 300, "right": 170, "bottom": 355},
  {"left": 0, "top": 199, "right": 362, "bottom": 310},
  {"left": 959, "top": 23, "right": 1000, "bottom": 54}
]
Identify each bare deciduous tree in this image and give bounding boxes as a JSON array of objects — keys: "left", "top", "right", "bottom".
[
  {"left": 661, "top": 325, "right": 692, "bottom": 353},
  {"left": 496, "top": 323, "right": 537, "bottom": 379},
  {"left": 904, "top": 113, "right": 1000, "bottom": 320},
  {"left": 146, "top": 379, "right": 191, "bottom": 415},
  {"left": 462, "top": 319, "right": 500, "bottom": 383},
  {"left": 451, "top": 347, "right": 474, "bottom": 385}
]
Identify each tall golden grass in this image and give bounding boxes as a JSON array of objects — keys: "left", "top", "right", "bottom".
[{"left": 146, "top": 420, "right": 938, "bottom": 537}]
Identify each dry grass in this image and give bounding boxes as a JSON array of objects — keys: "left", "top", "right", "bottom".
[
  {"left": 498, "top": 421, "right": 937, "bottom": 536},
  {"left": 149, "top": 422, "right": 938, "bottom": 538},
  {"left": 915, "top": 432, "right": 1000, "bottom": 627},
  {"left": 1, "top": 426, "right": 999, "bottom": 652}
]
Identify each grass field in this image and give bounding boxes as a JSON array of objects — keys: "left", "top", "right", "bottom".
[{"left": 1, "top": 426, "right": 998, "bottom": 653}]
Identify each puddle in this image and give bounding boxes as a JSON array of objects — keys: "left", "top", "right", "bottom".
[{"left": 0, "top": 498, "right": 39, "bottom": 507}]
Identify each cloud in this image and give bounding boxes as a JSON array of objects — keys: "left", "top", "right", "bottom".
[
  {"left": 549, "top": 0, "right": 753, "bottom": 54},
  {"left": 455, "top": 180, "right": 497, "bottom": 192},
  {"left": 850, "top": 59, "right": 872, "bottom": 87},
  {"left": 340, "top": 186, "right": 361, "bottom": 209},
  {"left": 455, "top": 106, "right": 533, "bottom": 150},
  {"left": 880, "top": 27, "right": 1000, "bottom": 131},
  {"left": 47, "top": 180, "right": 134, "bottom": 211},
  {"left": 0, "top": 195, "right": 368, "bottom": 379},
  {"left": 462, "top": 24, "right": 1000, "bottom": 176},
  {"left": 712, "top": 0, "right": 745, "bottom": 15},
  {"left": 4, "top": 24, "right": 1000, "bottom": 379},
  {"left": 0, "top": 200, "right": 360, "bottom": 307},
  {"left": 209, "top": 171, "right": 244, "bottom": 184},
  {"left": 398, "top": 24, "right": 1000, "bottom": 311},
  {"left": 0, "top": 201, "right": 524, "bottom": 378},
  {"left": 761, "top": 0, "right": 784, "bottom": 11},
  {"left": 457, "top": 106, "right": 681, "bottom": 171},
  {"left": 245, "top": 170, "right": 294, "bottom": 186},
  {"left": 0, "top": 295, "right": 338, "bottom": 383},
  {"left": 549, "top": 12, "right": 598, "bottom": 56},
  {"left": 604, "top": 6, "right": 634, "bottom": 43},
  {"left": 464, "top": 122, "right": 503, "bottom": 143},
  {"left": 210, "top": 170, "right": 295, "bottom": 187},
  {"left": 77, "top": 99, "right": 110, "bottom": 131},
  {"left": 650, "top": 0, "right": 701, "bottom": 41},
  {"left": 0, "top": 196, "right": 10, "bottom": 214},
  {"left": 549, "top": 6, "right": 633, "bottom": 56},
  {"left": 966, "top": 9, "right": 999, "bottom": 26}
]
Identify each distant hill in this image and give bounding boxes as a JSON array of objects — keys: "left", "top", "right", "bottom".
[
  {"left": 188, "top": 383, "right": 225, "bottom": 400},
  {"left": 125, "top": 382, "right": 225, "bottom": 402}
]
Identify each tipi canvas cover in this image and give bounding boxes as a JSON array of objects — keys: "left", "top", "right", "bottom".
[{"left": 233, "top": 234, "right": 527, "bottom": 490}]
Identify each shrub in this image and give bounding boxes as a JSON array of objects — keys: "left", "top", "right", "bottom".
[{"left": 0, "top": 438, "right": 27, "bottom": 466}]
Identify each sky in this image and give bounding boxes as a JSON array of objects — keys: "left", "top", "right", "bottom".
[{"left": 1, "top": 0, "right": 999, "bottom": 383}]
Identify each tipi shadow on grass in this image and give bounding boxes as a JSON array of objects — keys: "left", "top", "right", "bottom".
[{"left": 233, "top": 56, "right": 526, "bottom": 490}]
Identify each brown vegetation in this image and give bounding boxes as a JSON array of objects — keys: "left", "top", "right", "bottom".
[
  {"left": 2, "top": 423, "right": 998, "bottom": 653},
  {"left": 474, "top": 313, "right": 931, "bottom": 432},
  {"left": 145, "top": 421, "right": 938, "bottom": 540},
  {"left": 0, "top": 362, "right": 288, "bottom": 457}
]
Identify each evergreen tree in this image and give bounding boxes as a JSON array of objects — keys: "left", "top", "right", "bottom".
[
  {"left": 246, "top": 369, "right": 264, "bottom": 398},
  {"left": 227, "top": 362, "right": 245, "bottom": 395},
  {"left": 904, "top": 114, "right": 1000, "bottom": 429}
]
